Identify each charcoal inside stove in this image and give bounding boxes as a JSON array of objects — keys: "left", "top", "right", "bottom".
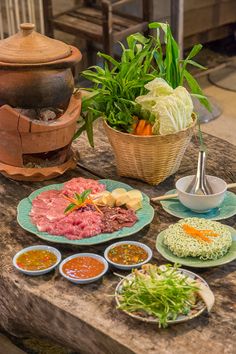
[
  {"left": 14, "top": 107, "right": 64, "bottom": 121},
  {"left": 23, "top": 145, "right": 71, "bottom": 168}
]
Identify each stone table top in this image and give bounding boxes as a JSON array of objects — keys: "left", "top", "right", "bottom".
[{"left": 0, "top": 123, "right": 236, "bottom": 354}]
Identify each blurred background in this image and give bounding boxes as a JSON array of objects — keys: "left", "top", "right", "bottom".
[
  {"left": 1, "top": 1, "right": 236, "bottom": 70},
  {"left": 1, "top": 0, "right": 236, "bottom": 145}
]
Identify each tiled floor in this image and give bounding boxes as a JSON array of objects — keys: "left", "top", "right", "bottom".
[{"left": 200, "top": 75, "right": 236, "bottom": 146}]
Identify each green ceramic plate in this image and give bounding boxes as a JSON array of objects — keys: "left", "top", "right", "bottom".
[
  {"left": 156, "top": 225, "right": 236, "bottom": 268},
  {"left": 160, "top": 189, "right": 236, "bottom": 220},
  {"left": 17, "top": 179, "right": 154, "bottom": 246}
]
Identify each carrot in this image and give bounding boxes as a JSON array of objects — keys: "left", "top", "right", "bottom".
[
  {"left": 132, "top": 122, "right": 138, "bottom": 133},
  {"left": 86, "top": 198, "right": 103, "bottom": 214},
  {"left": 201, "top": 230, "right": 219, "bottom": 237},
  {"left": 135, "top": 119, "right": 147, "bottom": 135},
  {"left": 131, "top": 116, "right": 139, "bottom": 133},
  {"left": 182, "top": 224, "right": 212, "bottom": 243},
  {"left": 64, "top": 193, "right": 104, "bottom": 216},
  {"left": 185, "top": 231, "right": 211, "bottom": 243},
  {"left": 141, "top": 123, "right": 153, "bottom": 136},
  {"left": 63, "top": 195, "right": 76, "bottom": 204}
]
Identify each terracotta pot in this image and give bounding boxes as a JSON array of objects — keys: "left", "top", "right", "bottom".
[
  {"left": 0, "top": 23, "right": 82, "bottom": 108},
  {"left": 0, "top": 68, "right": 74, "bottom": 109}
]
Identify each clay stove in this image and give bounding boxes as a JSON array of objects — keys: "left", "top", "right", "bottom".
[{"left": 0, "top": 23, "right": 82, "bottom": 181}]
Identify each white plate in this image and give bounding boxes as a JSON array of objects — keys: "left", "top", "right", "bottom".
[{"left": 115, "top": 268, "right": 208, "bottom": 324}]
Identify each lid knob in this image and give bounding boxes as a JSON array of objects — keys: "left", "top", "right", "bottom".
[{"left": 20, "top": 23, "right": 35, "bottom": 35}]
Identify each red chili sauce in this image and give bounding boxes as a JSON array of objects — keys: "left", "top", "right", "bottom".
[
  {"left": 108, "top": 244, "right": 148, "bottom": 265},
  {"left": 62, "top": 256, "right": 105, "bottom": 279}
]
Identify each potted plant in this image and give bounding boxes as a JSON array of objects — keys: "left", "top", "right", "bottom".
[{"left": 75, "top": 22, "right": 210, "bottom": 185}]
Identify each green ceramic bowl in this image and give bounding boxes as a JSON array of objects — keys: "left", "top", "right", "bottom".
[
  {"left": 160, "top": 189, "right": 236, "bottom": 220},
  {"left": 17, "top": 179, "right": 154, "bottom": 246}
]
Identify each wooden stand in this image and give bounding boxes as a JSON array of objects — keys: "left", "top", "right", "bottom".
[
  {"left": 42, "top": 0, "right": 153, "bottom": 65},
  {"left": 0, "top": 94, "right": 81, "bottom": 181},
  {"left": 0, "top": 152, "right": 77, "bottom": 182}
]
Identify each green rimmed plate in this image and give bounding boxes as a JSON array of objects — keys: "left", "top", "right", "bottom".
[
  {"left": 160, "top": 189, "right": 236, "bottom": 220},
  {"left": 17, "top": 179, "right": 154, "bottom": 246},
  {"left": 156, "top": 225, "right": 236, "bottom": 268}
]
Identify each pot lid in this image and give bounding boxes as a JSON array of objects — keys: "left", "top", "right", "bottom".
[{"left": 0, "top": 23, "right": 71, "bottom": 64}]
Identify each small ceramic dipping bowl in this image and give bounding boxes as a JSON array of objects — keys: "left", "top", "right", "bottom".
[
  {"left": 104, "top": 241, "right": 153, "bottom": 270},
  {"left": 13, "top": 245, "right": 61, "bottom": 276},
  {"left": 59, "top": 253, "right": 109, "bottom": 284},
  {"left": 176, "top": 175, "right": 227, "bottom": 213}
]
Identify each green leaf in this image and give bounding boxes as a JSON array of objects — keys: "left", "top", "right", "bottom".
[
  {"left": 167, "top": 26, "right": 180, "bottom": 87},
  {"left": 148, "top": 22, "right": 159, "bottom": 29},
  {"left": 186, "top": 44, "right": 203, "bottom": 60},
  {"left": 153, "top": 50, "right": 165, "bottom": 75},
  {"left": 128, "top": 32, "right": 149, "bottom": 45},
  {"left": 73, "top": 122, "right": 86, "bottom": 140},
  {"left": 97, "top": 52, "right": 120, "bottom": 68},
  {"left": 149, "top": 22, "right": 168, "bottom": 34},
  {"left": 191, "top": 93, "right": 208, "bottom": 99},
  {"left": 181, "top": 59, "right": 207, "bottom": 70},
  {"left": 179, "top": 44, "right": 204, "bottom": 84},
  {"left": 88, "top": 65, "right": 105, "bottom": 75},
  {"left": 81, "top": 91, "right": 100, "bottom": 111},
  {"left": 64, "top": 203, "right": 76, "bottom": 214},
  {"left": 85, "top": 110, "right": 95, "bottom": 147},
  {"left": 75, "top": 193, "right": 82, "bottom": 203},
  {"left": 188, "top": 60, "right": 206, "bottom": 70},
  {"left": 80, "top": 189, "right": 92, "bottom": 202},
  {"left": 126, "top": 34, "right": 136, "bottom": 50},
  {"left": 184, "top": 70, "right": 212, "bottom": 111},
  {"left": 81, "top": 70, "right": 103, "bottom": 84}
]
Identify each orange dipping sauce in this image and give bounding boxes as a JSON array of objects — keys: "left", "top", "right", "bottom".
[
  {"left": 108, "top": 244, "right": 148, "bottom": 265},
  {"left": 62, "top": 256, "right": 105, "bottom": 279},
  {"left": 16, "top": 250, "right": 57, "bottom": 271}
]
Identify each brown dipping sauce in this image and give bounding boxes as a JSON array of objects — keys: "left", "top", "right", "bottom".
[
  {"left": 62, "top": 256, "right": 105, "bottom": 279},
  {"left": 17, "top": 250, "right": 57, "bottom": 271},
  {"left": 108, "top": 244, "right": 148, "bottom": 265}
]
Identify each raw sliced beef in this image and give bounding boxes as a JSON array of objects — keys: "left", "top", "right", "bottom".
[
  {"left": 100, "top": 206, "right": 138, "bottom": 233},
  {"left": 31, "top": 194, "right": 68, "bottom": 222},
  {"left": 35, "top": 209, "right": 103, "bottom": 240},
  {"left": 30, "top": 177, "right": 138, "bottom": 240},
  {"left": 62, "top": 177, "right": 105, "bottom": 197}
]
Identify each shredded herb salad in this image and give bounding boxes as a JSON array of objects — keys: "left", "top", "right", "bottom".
[{"left": 116, "top": 264, "right": 201, "bottom": 328}]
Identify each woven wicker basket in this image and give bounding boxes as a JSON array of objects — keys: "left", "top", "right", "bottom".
[{"left": 104, "top": 116, "right": 197, "bottom": 185}]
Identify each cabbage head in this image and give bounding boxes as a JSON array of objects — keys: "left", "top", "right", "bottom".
[{"left": 135, "top": 78, "right": 193, "bottom": 135}]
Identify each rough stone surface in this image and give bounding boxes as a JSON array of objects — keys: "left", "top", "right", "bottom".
[
  {"left": 0, "top": 122, "right": 236, "bottom": 354},
  {"left": 0, "top": 333, "right": 26, "bottom": 354}
]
